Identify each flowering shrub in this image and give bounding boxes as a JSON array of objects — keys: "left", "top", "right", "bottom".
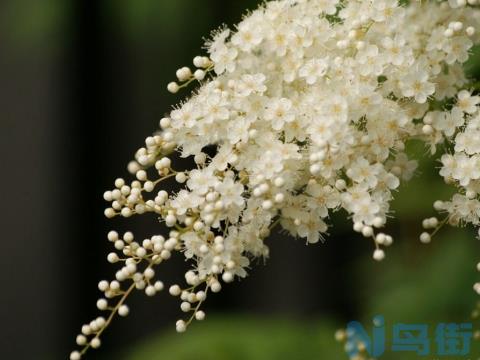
[{"left": 70, "top": 0, "right": 480, "bottom": 358}]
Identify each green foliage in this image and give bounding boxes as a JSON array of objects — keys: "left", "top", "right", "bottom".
[{"left": 120, "top": 316, "right": 344, "bottom": 360}]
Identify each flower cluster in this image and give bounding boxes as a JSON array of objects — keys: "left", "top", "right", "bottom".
[{"left": 70, "top": 0, "right": 480, "bottom": 358}]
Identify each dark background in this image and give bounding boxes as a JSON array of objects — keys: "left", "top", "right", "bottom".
[{"left": 1, "top": 1, "right": 479, "bottom": 359}]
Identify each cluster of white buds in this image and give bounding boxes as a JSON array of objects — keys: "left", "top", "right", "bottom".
[
  {"left": 167, "top": 56, "right": 213, "bottom": 94},
  {"left": 103, "top": 157, "right": 177, "bottom": 219},
  {"left": 72, "top": 0, "right": 480, "bottom": 358}
]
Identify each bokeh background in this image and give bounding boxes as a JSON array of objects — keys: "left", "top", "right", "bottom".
[{"left": 1, "top": 1, "right": 480, "bottom": 359}]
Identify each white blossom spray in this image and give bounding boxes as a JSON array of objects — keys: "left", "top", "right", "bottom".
[{"left": 70, "top": 0, "right": 480, "bottom": 358}]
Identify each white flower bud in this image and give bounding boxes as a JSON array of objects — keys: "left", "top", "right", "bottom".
[{"left": 373, "top": 249, "right": 385, "bottom": 261}]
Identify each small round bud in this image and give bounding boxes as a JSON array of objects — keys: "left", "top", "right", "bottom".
[
  {"left": 262, "top": 200, "right": 273, "bottom": 210},
  {"left": 98, "top": 280, "right": 109, "bottom": 292},
  {"left": 121, "top": 207, "right": 133, "bottom": 218},
  {"left": 103, "top": 191, "right": 113, "bottom": 201},
  {"left": 474, "top": 283, "right": 480, "bottom": 295},
  {"left": 193, "top": 56, "right": 204, "bottom": 67},
  {"left": 144, "top": 268, "right": 155, "bottom": 279},
  {"left": 444, "top": 28, "right": 454, "bottom": 38},
  {"left": 114, "top": 240, "right": 124, "bottom": 250},
  {"left": 144, "top": 181, "right": 154, "bottom": 192},
  {"left": 110, "top": 281, "right": 120, "bottom": 290},
  {"left": 136, "top": 247, "right": 147, "bottom": 258},
  {"left": 167, "top": 82, "right": 179, "bottom": 94},
  {"left": 158, "top": 156, "right": 171, "bottom": 168},
  {"left": 422, "top": 124, "right": 434, "bottom": 135},
  {"left": 420, "top": 232, "right": 431, "bottom": 244},
  {"left": 199, "top": 244, "right": 209, "bottom": 254},
  {"left": 433, "top": 201, "right": 444, "bottom": 210},
  {"left": 70, "top": 351, "right": 81, "bottom": 360},
  {"left": 372, "top": 217, "right": 384, "bottom": 228},
  {"left": 123, "top": 231, "right": 134, "bottom": 243},
  {"left": 452, "top": 21, "right": 463, "bottom": 31},
  {"left": 145, "top": 285, "right": 156, "bottom": 297},
  {"left": 90, "top": 337, "right": 101, "bottom": 349},
  {"left": 274, "top": 193, "right": 285, "bottom": 203},
  {"left": 373, "top": 249, "right": 385, "bottom": 261},
  {"left": 118, "top": 305, "right": 129, "bottom": 317},
  {"left": 375, "top": 233, "right": 386, "bottom": 245},
  {"left": 154, "top": 281, "right": 164, "bottom": 291},
  {"left": 176, "top": 66, "right": 192, "bottom": 81},
  {"left": 169, "top": 285, "right": 181, "bottom": 296},
  {"left": 76, "top": 334, "right": 87, "bottom": 346},
  {"left": 81, "top": 325, "right": 92, "bottom": 336},
  {"left": 196, "top": 291, "right": 206, "bottom": 301},
  {"left": 210, "top": 281, "right": 222, "bottom": 293},
  {"left": 160, "top": 117, "right": 171, "bottom": 129},
  {"left": 194, "top": 152, "right": 207, "bottom": 165},
  {"left": 195, "top": 310, "right": 206, "bottom": 321},
  {"left": 176, "top": 320, "right": 186, "bottom": 333},
  {"left": 107, "top": 231, "right": 119, "bottom": 242},
  {"left": 222, "top": 271, "right": 234, "bottom": 283},
  {"left": 96, "top": 298, "right": 108, "bottom": 310},
  {"left": 180, "top": 302, "right": 191, "bottom": 312},
  {"left": 95, "top": 317, "right": 106, "bottom": 328},
  {"left": 107, "top": 252, "right": 119, "bottom": 263},
  {"left": 384, "top": 235, "right": 393, "bottom": 246},
  {"left": 362, "top": 226, "right": 374, "bottom": 238},
  {"left": 165, "top": 214, "right": 177, "bottom": 227},
  {"left": 422, "top": 219, "right": 431, "bottom": 229},
  {"left": 353, "top": 222, "right": 363, "bottom": 232},
  {"left": 175, "top": 172, "right": 187, "bottom": 183},
  {"left": 274, "top": 177, "right": 285, "bottom": 187},
  {"left": 104, "top": 208, "right": 116, "bottom": 218},
  {"left": 194, "top": 69, "right": 206, "bottom": 81}
]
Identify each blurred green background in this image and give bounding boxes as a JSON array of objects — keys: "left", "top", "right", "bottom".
[{"left": 2, "top": 1, "right": 480, "bottom": 359}]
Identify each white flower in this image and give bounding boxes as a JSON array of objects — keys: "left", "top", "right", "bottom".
[
  {"left": 187, "top": 169, "right": 219, "bottom": 195},
  {"left": 387, "top": 153, "right": 418, "bottom": 181},
  {"left": 455, "top": 130, "right": 480, "bottom": 155},
  {"left": 457, "top": 90, "right": 480, "bottom": 115},
  {"left": 356, "top": 45, "right": 384, "bottom": 76},
  {"left": 170, "top": 102, "right": 197, "bottom": 129},
  {"left": 236, "top": 73, "right": 267, "bottom": 97},
  {"left": 371, "top": 0, "right": 404, "bottom": 23},
  {"left": 433, "top": 107, "right": 465, "bottom": 137},
  {"left": 346, "top": 157, "right": 382, "bottom": 189},
  {"left": 211, "top": 46, "right": 238, "bottom": 74},
  {"left": 171, "top": 190, "right": 204, "bottom": 216},
  {"left": 299, "top": 57, "right": 329, "bottom": 84},
  {"left": 202, "top": 93, "right": 230, "bottom": 123},
  {"left": 400, "top": 69, "right": 435, "bottom": 104},
  {"left": 181, "top": 231, "right": 204, "bottom": 259},
  {"left": 444, "top": 36, "right": 472, "bottom": 65},
  {"left": 264, "top": 98, "right": 295, "bottom": 130},
  {"left": 265, "top": 24, "right": 290, "bottom": 56},
  {"left": 382, "top": 36, "right": 411, "bottom": 66},
  {"left": 215, "top": 177, "right": 245, "bottom": 207},
  {"left": 306, "top": 183, "right": 341, "bottom": 217},
  {"left": 231, "top": 18, "right": 264, "bottom": 52},
  {"left": 451, "top": 153, "right": 480, "bottom": 186}
]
